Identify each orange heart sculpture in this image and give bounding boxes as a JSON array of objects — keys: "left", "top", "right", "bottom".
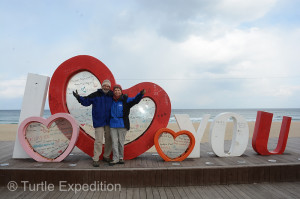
[{"left": 154, "top": 128, "right": 195, "bottom": 161}]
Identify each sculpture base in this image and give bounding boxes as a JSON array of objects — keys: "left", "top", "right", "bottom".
[{"left": 1, "top": 138, "right": 300, "bottom": 187}]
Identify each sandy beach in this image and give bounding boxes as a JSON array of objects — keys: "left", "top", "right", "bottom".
[{"left": 1, "top": 121, "right": 299, "bottom": 141}]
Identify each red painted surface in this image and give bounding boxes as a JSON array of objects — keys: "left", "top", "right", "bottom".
[
  {"left": 252, "top": 111, "right": 292, "bottom": 155},
  {"left": 122, "top": 83, "right": 171, "bottom": 159},
  {"left": 48, "top": 55, "right": 171, "bottom": 159},
  {"left": 154, "top": 128, "right": 195, "bottom": 161}
]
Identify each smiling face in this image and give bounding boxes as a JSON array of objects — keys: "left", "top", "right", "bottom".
[
  {"left": 113, "top": 88, "right": 122, "bottom": 98},
  {"left": 102, "top": 84, "right": 111, "bottom": 93}
]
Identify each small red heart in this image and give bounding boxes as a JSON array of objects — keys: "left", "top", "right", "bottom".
[
  {"left": 49, "top": 55, "right": 171, "bottom": 159},
  {"left": 18, "top": 113, "right": 79, "bottom": 162},
  {"left": 154, "top": 128, "right": 195, "bottom": 161}
]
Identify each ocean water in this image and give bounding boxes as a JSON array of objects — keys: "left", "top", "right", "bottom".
[
  {"left": 170, "top": 108, "right": 300, "bottom": 123},
  {"left": 0, "top": 110, "right": 52, "bottom": 124},
  {"left": 0, "top": 108, "right": 299, "bottom": 124}
]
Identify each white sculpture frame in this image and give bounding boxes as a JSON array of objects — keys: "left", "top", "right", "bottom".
[
  {"left": 209, "top": 112, "right": 249, "bottom": 157},
  {"left": 175, "top": 114, "right": 210, "bottom": 158},
  {"left": 12, "top": 73, "right": 50, "bottom": 158}
]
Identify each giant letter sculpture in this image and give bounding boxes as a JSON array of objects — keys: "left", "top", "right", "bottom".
[
  {"left": 210, "top": 112, "right": 249, "bottom": 157},
  {"left": 175, "top": 114, "right": 210, "bottom": 158},
  {"left": 252, "top": 111, "right": 291, "bottom": 155}
]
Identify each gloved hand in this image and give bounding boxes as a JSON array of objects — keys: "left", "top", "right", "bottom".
[
  {"left": 140, "top": 89, "right": 146, "bottom": 95},
  {"left": 73, "top": 90, "right": 80, "bottom": 100}
]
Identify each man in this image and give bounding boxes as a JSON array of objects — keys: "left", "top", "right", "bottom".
[{"left": 73, "top": 79, "right": 113, "bottom": 167}]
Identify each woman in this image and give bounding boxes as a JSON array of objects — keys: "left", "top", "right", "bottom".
[{"left": 109, "top": 84, "right": 145, "bottom": 166}]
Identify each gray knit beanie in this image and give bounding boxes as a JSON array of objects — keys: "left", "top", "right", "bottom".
[{"left": 102, "top": 79, "right": 111, "bottom": 87}]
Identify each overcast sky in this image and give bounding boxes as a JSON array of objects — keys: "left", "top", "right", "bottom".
[{"left": 1, "top": 0, "right": 300, "bottom": 109}]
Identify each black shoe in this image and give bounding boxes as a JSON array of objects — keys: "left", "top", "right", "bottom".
[
  {"left": 109, "top": 160, "right": 118, "bottom": 166},
  {"left": 102, "top": 157, "right": 111, "bottom": 163},
  {"left": 118, "top": 159, "right": 124, "bottom": 164},
  {"left": 93, "top": 161, "right": 100, "bottom": 167}
]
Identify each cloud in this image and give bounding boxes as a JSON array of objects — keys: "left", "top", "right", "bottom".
[
  {"left": 215, "top": 0, "right": 277, "bottom": 23},
  {"left": 0, "top": 77, "right": 26, "bottom": 99},
  {"left": 131, "top": 0, "right": 277, "bottom": 41},
  {"left": 73, "top": 14, "right": 300, "bottom": 108},
  {"left": 0, "top": 0, "right": 300, "bottom": 109}
]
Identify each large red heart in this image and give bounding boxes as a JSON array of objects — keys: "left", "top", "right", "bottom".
[{"left": 49, "top": 55, "right": 171, "bottom": 159}]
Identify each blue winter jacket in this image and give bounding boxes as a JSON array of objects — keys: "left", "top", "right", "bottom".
[
  {"left": 110, "top": 92, "right": 144, "bottom": 130},
  {"left": 77, "top": 89, "right": 113, "bottom": 128}
]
